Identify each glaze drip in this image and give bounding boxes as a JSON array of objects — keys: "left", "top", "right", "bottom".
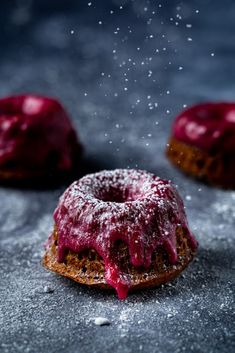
[
  {"left": 54, "top": 169, "right": 197, "bottom": 299},
  {"left": 0, "top": 95, "right": 81, "bottom": 171},
  {"left": 172, "top": 103, "right": 235, "bottom": 153}
]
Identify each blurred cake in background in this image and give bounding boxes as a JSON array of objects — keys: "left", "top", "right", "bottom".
[
  {"left": 0, "top": 94, "right": 82, "bottom": 185},
  {"left": 166, "top": 102, "right": 235, "bottom": 188}
]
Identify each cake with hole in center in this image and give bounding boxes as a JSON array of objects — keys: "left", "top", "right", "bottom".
[{"left": 43, "top": 169, "right": 198, "bottom": 299}]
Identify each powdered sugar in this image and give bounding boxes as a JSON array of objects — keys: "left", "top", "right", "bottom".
[{"left": 94, "top": 317, "right": 110, "bottom": 326}]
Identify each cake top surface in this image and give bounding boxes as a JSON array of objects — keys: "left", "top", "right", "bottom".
[
  {"left": 172, "top": 102, "right": 235, "bottom": 152},
  {"left": 53, "top": 169, "right": 197, "bottom": 299}
]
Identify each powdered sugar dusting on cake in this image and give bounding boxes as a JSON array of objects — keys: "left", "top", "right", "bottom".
[{"left": 54, "top": 169, "right": 197, "bottom": 299}]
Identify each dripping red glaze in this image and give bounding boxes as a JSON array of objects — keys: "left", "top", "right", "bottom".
[
  {"left": 53, "top": 169, "right": 197, "bottom": 300},
  {"left": 172, "top": 103, "right": 235, "bottom": 152},
  {"left": 0, "top": 95, "right": 81, "bottom": 172}
]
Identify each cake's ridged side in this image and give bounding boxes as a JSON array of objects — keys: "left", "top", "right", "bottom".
[
  {"left": 166, "top": 137, "right": 235, "bottom": 189},
  {"left": 43, "top": 226, "right": 196, "bottom": 292}
]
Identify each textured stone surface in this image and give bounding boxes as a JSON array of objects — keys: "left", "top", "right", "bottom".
[{"left": 0, "top": 1, "right": 234, "bottom": 352}]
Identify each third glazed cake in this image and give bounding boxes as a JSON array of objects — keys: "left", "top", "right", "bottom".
[{"left": 166, "top": 103, "right": 235, "bottom": 188}]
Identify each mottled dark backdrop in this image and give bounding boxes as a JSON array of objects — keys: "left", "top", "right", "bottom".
[{"left": 0, "top": 1, "right": 235, "bottom": 353}]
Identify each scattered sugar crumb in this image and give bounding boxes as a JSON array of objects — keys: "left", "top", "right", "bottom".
[
  {"left": 43, "top": 286, "right": 54, "bottom": 293},
  {"left": 94, "top": 317, "right": 110, "bottom": 326}
]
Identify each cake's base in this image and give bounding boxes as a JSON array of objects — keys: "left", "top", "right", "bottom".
[
  {"left": 43, "top": 227, "right": 196, "bottom": 293},
  {"left": 166, "top": 137, "right": 235, "bottom": 189}
]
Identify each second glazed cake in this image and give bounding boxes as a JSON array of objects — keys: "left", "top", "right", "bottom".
[
  {"left": 166, "top": 103, "right": 235, "bottom": 188},
  {"left": 0, "top": 94, "right": 82, "bottom": 184}
]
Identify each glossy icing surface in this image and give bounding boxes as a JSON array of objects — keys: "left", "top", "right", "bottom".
[
  {"left": 172, "top": 103, "right": 235, "bottom": 152},
  {"left": 0, "top": 95, "right": 81, "bottom": 172},
  {"left": 53, "top": 169, "right": 197, "bottom": 299}
]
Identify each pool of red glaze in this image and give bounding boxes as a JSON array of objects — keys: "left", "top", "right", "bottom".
[
  {"left": 53, "top": 169, "right": 198, "bottom": 300},
  {"left": 172, "top": 103, "right": 235, "bottom": 153},
  {"left": 0, "top": 95, "right": 81, "bottom": 171}
]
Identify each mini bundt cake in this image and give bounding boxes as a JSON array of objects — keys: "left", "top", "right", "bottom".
[
  {"left": 0, "top": 94, "right": 82, "bottom": 184},
  {"left": 166, "top": 103, "right": 235, "bottom": 188},
  {"left": 43, "top": 169, "right": 198, "bottom": 299}
]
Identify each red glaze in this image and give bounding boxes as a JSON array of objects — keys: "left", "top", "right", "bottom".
[
  {"left": 0, "top": 95, "right": 81, "bottom": 172},
  {"left": 53, "top": 169, "right": 197, "bottom": 300},
  {"left": 172, "top": 103, "right": 235, "bottom": 153}
]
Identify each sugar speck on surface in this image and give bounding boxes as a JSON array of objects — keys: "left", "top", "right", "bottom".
[
  {"left": 43, "top": 285, "right": 54, "bottom": 293},
  {"left": 94, "top": 317, "right": 111, "bottom": 326}
]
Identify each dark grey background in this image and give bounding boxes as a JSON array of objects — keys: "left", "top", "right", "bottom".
[{"left": 0, "top": 1, "right": 234, "bottom": 352}]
